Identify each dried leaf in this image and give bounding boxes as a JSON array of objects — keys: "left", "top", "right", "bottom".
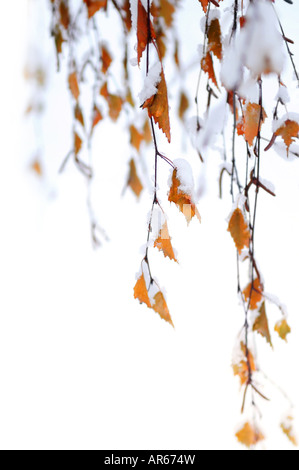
[
  {"left": 31, "top": 159, "right": 42, "bottom": 177},
  {"left": 198, "top": 0, "right": 209, "bottom": 12},
  {"left": 92, "top": 105, "right": 103, "bottom": 130},
  {"left": 127, "top": 159, "right": 143, "bottom": 198},
  {"left": 101, "top": 45, "right": 112, "bottom": 74},
  {"left": 207, "top": 18, "right": 222, "bottom": 60},
  {"left": 178, "top": 91, "right": 189, "bottom": 121},
  {"left": 130, "top": 125, "right": 143, "bottom": 152},
  {"left": 68, "top": 71, "right": 80, "bottom": 101},
  {"left": 137, "top": 0, "right": 155, "bottom": 65},
  {"left": 280, "top": 416, "right": 298, "bottom": 446},
  {"left": 228, "top": 208, "right": 250, "bottom": 255},
  {"left": 100, "top": 84, "right": 123, "bottom": 122},
  {"left": 243, "top": 278, "right": 263, "bottom": 310},
  {"left": 201, "top": 52, "right": 219, "bottom": 89},
  {"left": 244, "top": 103, "right": 267, "bottom": 146},
  {"left": 275, "top": 119, "right": 299, "bottom": 154},
  {"left": 83, "top": 0, "right": 107, "bottom": 19},
  {"left": 121, "top": 0, "right": 132, "bottom": 32},
  {"left": 168, "top": 169, "right": 201, "bottom": 224},
  {"left": 160, "top": 0, "right": 175, "bottom": 27},
  {"left": 75, "top": 104, "right": 84, "bottom": 127},
  {"left": 134, "top": 273, "right": 151, "bottom": 309},
  {"left": 153, "top": 291, "right": 174, "bottom": 327},
  {"left": 142, "top": 68, "right": 171, "bottom": 142},
  {"left": 275, "top": 319, "right": 291, "bottom": 342},
  {"left": 253, "top": 302, "right": 272, "bottom": 347},
  {"left": 233, "top": 342, "right": 256, "bottom": 386},
  {"left": 235, "top": 422, "right": 265, "bottom": 448},
  {"left": 74, "top": 132, "right": 82, "bottom": 155},
  {"left": 154, "top": 222, "right": 178, "bottom": 262},
  {"left": 59, "top": 0, "right": 70, "bottom": 29}
]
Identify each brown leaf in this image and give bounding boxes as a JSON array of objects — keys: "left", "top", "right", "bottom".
[
  {"left": 228, "top": 208, "right": 250, "bottom": 255},
  {"left": 83, "top": 0, "right": 107, "bottom": 19},
  {"left": 275, "top": 119, "right": 299, "bottom": 154},
  {"left": 153, "top": 291, "right": 174, "bottom": 327},
  {"left": 100, "top": 83, "right": 123, "bottom": 122},
  {"left": 134, "top": 273, "right": 151, "bottom": 308},
  {"left": 68, "top": 72, "right": 80, "bottom": 101},
  {"left": 92, "top": 105, "right": 103, "bottom": 131},
  {"left": 59, "top": 0, "right": 70, "bottom": 29},
  {"left": 142, "top": 68, "right": 171, "bottom": 142},
  {"left": 253, "top": 302, "right": 272, "bottom": 347},
  {"left": 274, "top": 318, "right": 291, "bottom": 342},
  {"left": 137, "top": 0, "right": 156, "bottom": 65},
  {"left": 154, "top": 222, "right": 178, "bottom": 262},
  {"left": 101, "top": 45, "right": 112, "bottom": 74},
  {"left": 201, "top": 52, "right": 219, "bottom": 89},
  {"left": 143, "top": 119, "right": 152, "bottom": 144},
  {"left": 121, "top": 0, "right": 132, "bottom": 32},
  {"left": 243, "top": 278, "right": 263, "bottom": 311},
  {"left": 127, "top": 159, "right": 143, "bottom": 198},
  {"left": 178, "top": 92, "right": 189, "bottom": 121},
  {"left": 235, "top": 422, "right": 265, "bottom": 448},
  {"left": 130, "top": 125, "right": 144, "bottom": 152},
  {"left": 168, "top": 169, "right": 201, "bottom": 224},
  {"left": 160, "top": 0, "right": 175, "bottom": 28},
  {"left": 244, "top": 103, "right": 267, "bottom": 146},
  {"left": 75, "top": 104, "right": 84, "bottom": 127},
  {"left": 208, "top": 18, "right": 222, "bottom": 60}
]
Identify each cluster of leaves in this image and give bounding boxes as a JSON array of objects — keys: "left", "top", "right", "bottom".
[{"left": 46, "top": 0, "right": 298, "bottom": 448}]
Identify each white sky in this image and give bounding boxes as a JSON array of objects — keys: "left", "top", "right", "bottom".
[{"left": 0, "top": 0, "right": 299, "bottom": 450}]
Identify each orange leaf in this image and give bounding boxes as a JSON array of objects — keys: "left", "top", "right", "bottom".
[
  {"left": 201, "top": 52, "right": 219, "bottom": 89},
  {"left": 275, "top": 119, "right": 299, "bottom": 154},
  {"left": 108, "top": 94, "right": 123, "bottom": 122},
  {"left": 274, "top": 318, "right": 291, "bottom": 342},
  {"left": 253, "top": 302, "right": 272, "bottom": 347},
  {"left": 92, "top": 105, "right": 103, "bottom": 130},
  {"left": 121, "top": 0, "right": 132, "bottom": 32},
  {"left": 154, "top": 222, "right": 178, "bottom": 262},
  {"left": 83, "top": 0, "right": 107, "bottom": 19},
  {"left": 74, "top": 132, "right": 82, "bottom": 155},
  {"left": 236, "top": 422, "right": 265, "bottom": 448},
  {"left": 160, "top": 0, "right": 175, "bottom": 28},
  {"left": 280, "top": 416, "right": 298, "bottom": 447},
  {"left": 233, "top": 342, "right": 256, "bottom": 386},
  {"left": 134, "top": 274, "right": 151, "bottom": 309},
  {"left": 68, "top": 72, "right": 80, "bottom": 101},
  {"left": 153, "top": 291, "right": 174, "bottom": 327},
  {"left": 101, "top": 45, "right": 112, "bottom": 74},
  {"left": 168, "top": 169, "right": 201, "bottom": 224},
  {"left": 127, "top": 159, "right": 143, "bottom": 198},
  {"left": 243, "top": 278, "right": 263, "bottom": 310},
  {"left": 207, "top": 18, "right": 222, "bottom": 60},
  {"left": 142, "top": 69, "right": 171, "bottom": 142},
  {"left": 31, "top": 159, "right": 42, "bottom": 177},
  {"left": 228, "top": 208, "right": 250, "bottom": 254},
  {"left": 198, "top": 0, "right": 209, "bottom": 12},
  {"left": 244, "top": 103, "right": 267, "bottom": 146},
  {"left": 137, "top": 0, "right": 156, "bottom": 65},
  {"left": 130, "top": 125, "right": 144, "bottom": 152},
  {"left": 143, "top": 119, "right": 152, "bottom": 144}
]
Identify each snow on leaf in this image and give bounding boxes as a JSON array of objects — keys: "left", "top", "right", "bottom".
[
  {"left": 227, "top": 208, "right": 250, "bottom": 255},
  {"left": 168, "top": 169, "right": 201, "bottom": 224},
  {"left": 244, "top": 103, "right": 267, "bottom": 146},
  {"left": 127, "top": 159, "right": 143, "bottom": 198},
  {"left": 142, "top": 68, "right": 171, "bottom": 143},
  {"left": 233, "top": 342, "right": 256, "bottom": 386},
  {"left": 274, "top": 318, "right": 291, "bottom": 342},
  {"left": 280, "top": 416, "right": 298, "bottom": 447},
  {"left": 154, "top": 222, "right": 178, "bottom": 263},
  {"left": 83, "top": 0, "right": 107, "bottom": 19},
  {"left": 253, "top": 302, "right": 272, "bottom": 347},
  {"left": 235, "top": 422, "right": 265, "bottom": 448},
  {"left": 68, "top": 72, "right": 80, "bottom": 101},
  {"left": 201, "top": 52, "right": 219, "bottom": 90},
  {"left": 243, "top": 278, "right": 263, "bottom": 311},
  {"left": 137, "top": 0, "right": 156, "bottom": 66},
  {"left": 207, "top": 18, "right": 222, "bottom": 60},
  {"left": 134, "top": 273, "right": 151, "bottom": 308},
  {"left": 153, "top": 291, "right": 174, "bottom": 327}
]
